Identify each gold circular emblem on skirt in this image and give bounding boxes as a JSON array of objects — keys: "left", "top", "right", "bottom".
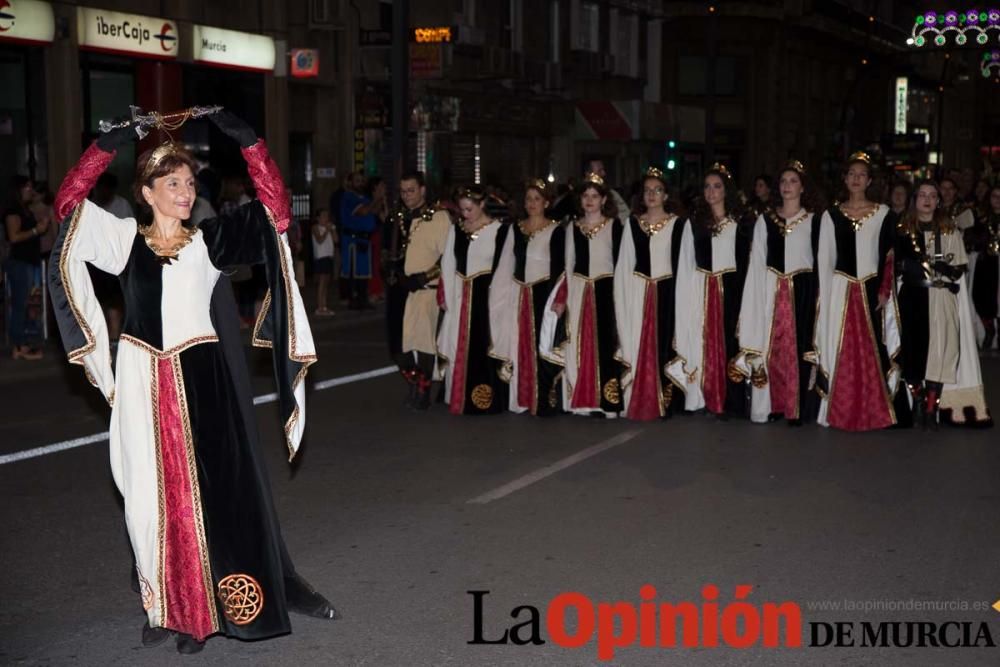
[
  {"left": 661, "top": 382, "right": 674, "bottom": 409},
  {"left": 217, "top": 574, "right": 264, "bottom": 625},
  {"left": 471, "top": 384, "right": 494, "bottom": 410},
  {"left": 603, "top": 378, "right": 621, "bottom": 404}
]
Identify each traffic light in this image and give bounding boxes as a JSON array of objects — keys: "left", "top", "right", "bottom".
[{"left": 665, "top": 140, "right": 677, "bottom": 171}]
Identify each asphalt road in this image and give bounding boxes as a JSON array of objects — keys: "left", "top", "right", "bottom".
[{"left": 2, "top": 310, "right": 1000, "bottom": 666}]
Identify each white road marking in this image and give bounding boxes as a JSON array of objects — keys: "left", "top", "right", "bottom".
[
  {"left": 466, "top": 429, "right": 644, "bottom": 504},
  {"left": 0, "top": 365, "right": 398, "bottom": 466}
]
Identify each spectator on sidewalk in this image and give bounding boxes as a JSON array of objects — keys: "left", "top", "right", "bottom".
[
  {"left": 311, "top": 208, "right": 336, "bottom": 317},
  {"left": 4, "top": 175, "right": 48, "bottom": 360}
]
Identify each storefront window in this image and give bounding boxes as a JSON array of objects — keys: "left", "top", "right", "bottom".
[{"left": 0, "top": 46, "right": 47, "bottom": 188}]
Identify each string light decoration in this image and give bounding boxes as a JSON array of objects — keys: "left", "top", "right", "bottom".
[
  {"left": 909, "top": 9, "right": 1000, "bottom": 47},
  {"left": 982, "top": 49, "right": 1000, "bottom": 77}
]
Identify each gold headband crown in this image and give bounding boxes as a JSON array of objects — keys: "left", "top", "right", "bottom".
[
  {"left": 785, "top": 159, "right": 806, "bottom": 174},
  {"left": 142, "top": 142, "right": 182, "bottom": 180},
  {"left": 527, "top": 178, "right": 549, "bottom": 194},
  {"left": 848, "top": 151, "right": 871, "bottom": 165},
  {"left": 458, "top": 186, "right": 485, "bottom": 202},
  {"left": 645, "top": 166, "right": 665, "bottom": 181},
  {"left": 709, "top": 162, "right": 732, "bottom": 180},
  {"left": 583, "top": 172, "right": 605, "bottom": 187}
]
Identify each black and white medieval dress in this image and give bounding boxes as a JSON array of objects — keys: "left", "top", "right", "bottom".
[{"left": 49, "top": 197, "right": 314, "bottom": 641}]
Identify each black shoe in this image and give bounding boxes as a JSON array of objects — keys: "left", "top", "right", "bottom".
[
  {"left": 141, "top": 621, "right": 170, "bottom": 648},
  {"left": 286, "top": 574, "right": 341, "bottom": 620},
  {"left": 787, "top": 418, "right": 802, "bottom": 427},
  {"left": 175, "top": 633, "right": 205, "bottom": 654}
]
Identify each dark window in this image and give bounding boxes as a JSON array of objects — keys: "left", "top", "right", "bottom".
[{"left": 678, "top": 55, "right": 740, "bottom": 96}]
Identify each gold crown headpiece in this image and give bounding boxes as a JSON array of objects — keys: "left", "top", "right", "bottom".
[
  {"left": 583, "top": 172, "right": 605, "bottom": 187},
  {"left": 645, "top": 166, "right": 666, "bottom": 181},
  {"left": 141, "top": 142, "right": 183, "bottom": 180},
  {"left": 848, "top": 151, "right": 871, "bottom": 165},
  {"left": 526, "top": 178, "right": 549, "bottom": 194},
  {"left": 709, "top": 162, "right": 732, "bottom": 180},
  {"left": 457, "top": 186, "right": 486, "bottom": 203},
  {"left": 784, "top": 159, "right": 806, "bottom": 174}
]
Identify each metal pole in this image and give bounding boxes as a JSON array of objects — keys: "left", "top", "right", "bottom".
[{"left": 391, "top": 0, "right": 410, "bottom": 190}]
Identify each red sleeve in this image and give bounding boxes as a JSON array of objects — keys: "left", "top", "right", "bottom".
[
  {"left": 878, "top": 249, "right": 895, "bottom": 309},
  {"left": 54, "top": 142, "right": 115, "bottom": 220},
  {"left": 437, "top": 278, "right": 446, "bottom": 310},
  {"left": 241, "top": 140, "right": 291, "bottom": 233}
]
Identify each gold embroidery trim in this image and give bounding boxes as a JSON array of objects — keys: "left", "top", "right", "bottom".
[
  {"left": 170, "top": 355, "right": 220, "bottom": 634},
  {"left": 263, "top": 210, "right": 318, "bottom": 460},
  {"left": 151, "top": 356, "right": 167, "bottom": 627},
  {"left": 60, "top": 205, "right": 97, "bottom": 365},
  {"left": 120, "top": 334, "right": 219, "bottom": 359},
  {"left": 137, "top": 569, "right": 155, "bottom": 611}
]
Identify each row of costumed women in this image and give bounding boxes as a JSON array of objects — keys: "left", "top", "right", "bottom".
[{"left": 434, "top": 154, "right": 993, "bottom": 430}]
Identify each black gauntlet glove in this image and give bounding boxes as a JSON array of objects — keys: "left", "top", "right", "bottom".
[
  {"left": 404, "top": 272, "right": 428, "bottom": 292},
  {"left": 932, "top": 260, "right": 963, "bottom": 281},
  {"left": 209, "top": 110, "right": 257, "bottom": 148},
  {"left": 95, "top": 125, "right": 139, "bottom": 153}
]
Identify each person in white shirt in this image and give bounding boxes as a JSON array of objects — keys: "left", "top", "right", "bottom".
[{"left": 311, "top": 208, "right": 336, "bottom": 316}]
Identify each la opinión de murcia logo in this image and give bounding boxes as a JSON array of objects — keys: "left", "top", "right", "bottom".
[
  {"left": 469, "top": 587, "right": 998, "bottom": 660},
  {"left": 0, "top": 1, "right": 14, "bottom": 32},
  {"left": 92, "top": 15, "right": 177, "bottom": 52},
  {"left": 470, "top": 585, "right": 802, "bottom": 660}
]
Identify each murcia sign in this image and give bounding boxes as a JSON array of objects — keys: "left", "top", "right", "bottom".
[
  {"left": 77, "top": 7, "right": 178, "bottom": 58},
  {"left": 192, "top": 25, "right": 275, "bottom": 73},
  {"left": 0, "top": 0, "right": 55, "bottom": 45}
]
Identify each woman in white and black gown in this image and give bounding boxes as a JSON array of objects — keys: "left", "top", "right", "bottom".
[
  {"left": 814, "top": 152, "right": 907, "bottom": 431},
  {"left": 49, "top": 113, "right": 335, "bottom": 653},
  {"left": 667, "top": 164, "right": 753, "bottom": 418},
  {"left": 736, "top": 160, "right": 823, "bottom": 425},
  {"left": 437, "top": 185, "right": 514, "bottom": 415},
  {"left": 614, "top": 167, "right": 683, "bottom": 420},
  {"left": 543, "top": 172, "right": 625, "bottom": 417}
]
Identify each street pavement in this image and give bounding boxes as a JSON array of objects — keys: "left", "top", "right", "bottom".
[{"left": 2, "top": 306, "right": 1000, "bottom": 666}]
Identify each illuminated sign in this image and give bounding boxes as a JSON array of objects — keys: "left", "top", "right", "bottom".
[
  {"left": 192, "top": 25, "right": 275, "bottom": 72},
  {"left": 77, "top": 7, "right": 178, "bottom": 58},
  {"left": 290, "top": 48, "right": 319, "bottom": 78},
  {"left": 0, "top": 0, "right": 55, "bottom": 45},
  {"left": 413, "top": 26, "right": 452, "bottom": 43},
  {"left": 894, "top": 77, "right": 908, "bottom": 133}
]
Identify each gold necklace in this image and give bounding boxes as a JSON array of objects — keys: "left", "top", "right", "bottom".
[
  {"left": 708, "top": 214, "right": 733, "bottom": 238},
  {"left": 460, "top": 218, "right": 490, "bottom": 240},
  {"left": 139, "top": 225, "right": 196, "bottom": 265},
  {"left": 576, "top": 217, "right": 610, "bottom": 239},
  {"left": 771, "top": 209, "right": 809, "bottom": 237},
  {"left": 638, "top": 214, "right": 674, "bottom": 236},
  {"left": 837, "top": 202, "right": 878, "bottom": 232},
  {"left": 518, "top": 217, "right": 555, "bottom": 239}
]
